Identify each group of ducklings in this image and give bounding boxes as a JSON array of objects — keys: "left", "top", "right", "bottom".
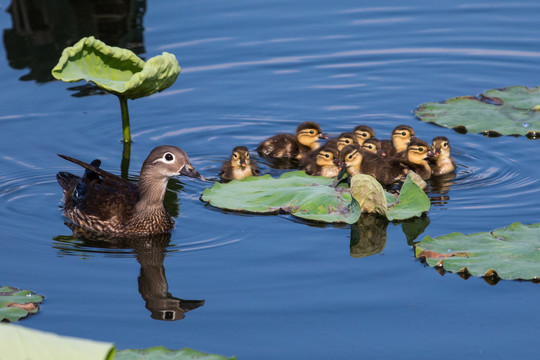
[{"left": 220, "top": 121, "right": 455, "bottom": 187}]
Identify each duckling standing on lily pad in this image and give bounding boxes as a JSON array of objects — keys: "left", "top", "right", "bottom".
[
  {"left": 56, "top": 145, "right": 205, "bottom": 236},
  {"left": 429, "top": 136, "right": 456, "bottom": 176},
  {"left": 256, "top": 121, "right": 328, "bottom": 160},
  {"left": 220, "top": 146, "right": 259, "bottom": 181}
]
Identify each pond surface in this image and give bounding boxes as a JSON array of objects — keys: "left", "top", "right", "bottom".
[{"left": 2, "top": 0, "right": 540, "bottom": 358}]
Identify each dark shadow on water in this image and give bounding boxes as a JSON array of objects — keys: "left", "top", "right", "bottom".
[
  {"left": 3, "top": 0, "right": 146, "bottom": 83},
  {"left": 52, "top": 224, "right": 204, "bottom": 321},
  {"left": 349, "top": 215, "right": 388, "bottom": 258}
]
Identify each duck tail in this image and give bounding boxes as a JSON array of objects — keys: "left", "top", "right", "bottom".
[{"left": 56, "top": 172, "right": 79, "bottom": 193}]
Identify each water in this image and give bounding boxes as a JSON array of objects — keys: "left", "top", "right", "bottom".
[{"left": 2, "top": 0, "right": 540, "bottom": 358}]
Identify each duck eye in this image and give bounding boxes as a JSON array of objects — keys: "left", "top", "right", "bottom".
[
  {"left": 233, "top": 153, "right": 238, "bottom": 158},
  {"left": 348, "top": 154, "right": 353, "bottom": 159},
  {"left": 401, "top": 131, "right": 407, "bottom": 136},
  {"left": 246, "top": 153, "right": 250, "bottom": 158},
  {"left": 164, "top": 153, "right": 174, "bottom": 161},
  {"left": 310, "top": 130, "right": 315, "bottom": 135},
  {"left": 325, "top": 153, "right": 330, "bottom": 158},
  {"left": 345, "top": 140, "right": 350, "bottom": 144},
  {"left": 443, "top": 142, "right": 448, "bottom": 147},
  {"left": 368, "top": 145, "right": 373, "bottom": 149},
  {"left": 418, "top": 147, "right": 424, "bottom": 152}
]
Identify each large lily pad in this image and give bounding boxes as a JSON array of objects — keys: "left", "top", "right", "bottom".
[
  {"left": 414, "top": 86, "right": 540, "bottom": 137},
  {"left": 201, "top": 171, "right": 361, "bottom": 224},
  {"left": 415, "top": 222, "right": 540, "bottom": 281},
  {"left": 0, "top": 324, "right": 236, "bottom": 360},
  {"left": 201, "top": 171, "right": 430, "bottom": 223},
  {"left": 51, "top": 36, "right": 180, "bottom": 100},
  {"left": 0, "top": 286, "right": 44, "bottom": 322}
]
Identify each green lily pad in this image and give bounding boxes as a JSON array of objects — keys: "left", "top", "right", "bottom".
[
  {"left": 387, "top": 174, "right": 431, "bottom": 221},
  {"left": 0, "top": 286, "right": 44, "bottom": 322},
  {"left": 414, "top": 86, "right": 540, "bottom": 137},
  {"left": 350, "top": 174, "right": 388, "bottom": 217},
  {"left": 51, "top": 36, "right": 180, "bottom": 100},
  {"left": 415, "top": 222, "right": 540, "bottom": 281},
  {"left": 201, "top": 171, "right": 361, "bottom": 224},
  {"left": 0, "top": 324, "right": 236, "bottom": 360}
]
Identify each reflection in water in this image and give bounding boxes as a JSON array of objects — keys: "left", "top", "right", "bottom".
[
  {"left": 427, "top": 172, "right": 456, "bottom": 207},
  {"left": 53, "top": 225, "right": 205, "bottom": 321},
  {"left": 3, "top": 0, "right": 146, "bottom": 83},
  {"left": 401, "top": 216, "right": 430, "bottom": 246},
  {"left": 349, "top": 215, "right": 388, "bottom": 258}
]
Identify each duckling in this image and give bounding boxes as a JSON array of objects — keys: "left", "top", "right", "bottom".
[
  {"left": 56, "top": 145, "right": 204, "bottom": 236},
  {"left": 220, "top": 146, "right": 259, "bottom": 181},
  {"left": 429, "top": 136, "right": 456, "bottom": 176},
  {"left": 326, "top": 132, "right": 358, "bottom": 151},
  {"left": 301, "top": 144, "right": 341, "bottom": 178},
  {"left": 353, "top": 125, "right": 375, "bottom": 145},
  {"left": 256, "top": 121, "right": 327, "bottom": 160},
  {"left": 361, "top": 138, "right": 386, "bottom": 156},
  {"left": 402, "top": 138, "right": 433, "bottom": 180},
  {"left": 340, "top": 145, "right": 406, "bottom": 187},
  {"left": 380, "top": 125, "right": 415, "bottom": 157}
]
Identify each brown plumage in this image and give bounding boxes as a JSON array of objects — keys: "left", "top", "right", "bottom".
[
  {"left": 220, "top": 146, "right": 259, "bottom": 181},
  {"left": 340, "top": 145, "right": 407, "bottom": 187},
  {"left": 256, "top": 121, "right": 327, "bottom": 160},
  {"left": 325, "top": 132, "right": 358, "bottom": 151},
  {"left": 429, "top": 136, "right": 456, "bottom": 176},
  {"left": 301, "top": 144, "right": 341, "bottom": 178},
  {"left": 361, "top": 137, "right": 385, "bottom": 156},
  {"left": 380, "top": 125, "right": 415, "bottom": 157},
  {"left": 353, "top": 125, "right": 375, "bottom": 146},
  {"left": 56, "top": 145, "right": 204, "bottom": 236},
  {"left": 401, "top": 138, "right": 433, "bottom": 180}
]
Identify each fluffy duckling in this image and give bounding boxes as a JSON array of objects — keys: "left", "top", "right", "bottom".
[
  {"left": 380, "top": 125, "right": 415, "bottom": 157},
  {"left": 56, "top": 145, "right": 204, "bottom": 235},
  {"left": 340, "top": 145, "right": 406, "bottom": 187},
  {"left": 429, "top": 136, "right": 455, "bottom": 176},
  {"left": 301, "top": 144, "right": 341, "bottom": 178},
  {"left": 361, "top": 138, "right": 386, "bottom": 156},
  {"left": 220, "top": 146, "right": 259, "bottom": 181},
  {"left": 353, "top": 125, "right": 375, "bottom": 145},
  {"left": 326, "top": 132, "right": 358, "bottom": 151},
  {"left": 256, "top": 121, "right": 327, "bottom": 160},
  {"left": 402, "top": 138, "right": 433, "bottom": 180}
]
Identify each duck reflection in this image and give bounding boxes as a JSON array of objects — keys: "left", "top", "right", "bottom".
[
  {"left": 349, "top": 215, "right": 388, "bottom": 258},
  {"left": 53, "top": 225, "right": 204, "bottom": 321},
  {"left": 3, "top": 0, "right": 146, "bottom": 83},
  {"left": 427, "top": 172, "right": 456, "bottom": 207}
]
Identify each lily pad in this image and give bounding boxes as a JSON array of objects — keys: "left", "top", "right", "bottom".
[
  {"left": 414, "top": 86, "right": 540, "bottom": 137},
  {"left": 0, "top": 286, "right": 44, "bottom": 322},
  {"left": 116, "top": 347, "right": 236, "bottom": 360},
  {"left": 387, "top": 174, "right": 431, "bottom": 221},
  {"left": 415, "top": 222, "right": 540, "bottom": 281},
  {"left": 51, "top": 36, "right": 180, "bottom": 100},
  {"left": 201, "top": 171, "right": 361, "bottom": 224}
]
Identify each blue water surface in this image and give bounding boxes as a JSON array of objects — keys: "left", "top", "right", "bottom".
[{"left": 1, "top": 0, "right": 540, "bottom": 358}]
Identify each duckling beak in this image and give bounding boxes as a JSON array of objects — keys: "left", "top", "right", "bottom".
[
  {"left": 180, "top": 164, "right": 206, "bottom": 181},
  {"left": 319, "top": 133, "right": 328, "bottom": 140},
  {"left": 334, "top": 159, "right": 343, "bottom": 170},
  {"left": 378, "top": 150, "right": 387, "bottom": 156}
]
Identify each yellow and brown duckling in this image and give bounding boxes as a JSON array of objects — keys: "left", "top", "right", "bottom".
[
  {"left": 353, "top": 125, "right": 375, "bottom": 146},
  {"left": 429, "top": 136, "right": 456, "bottom": 176},
  {"left": 402, "top": 138, "right": 433, "bottom": 180},
  {"left": 256, "top": 121, "right": 327, "bottom": 160},
  {"left": 361, "top": 137, "right": 386, "bottom": 156},
  {"left": 220, "top": 146, "right": 259, "bottom": 181},
  {"left": 56, "top": 145, "right": 205, "bottom": 235},
  {"left": 301, "top": 144, "right": 341, "bottom": 178},
  {"left": 380, "top": 125, "right": 415, "bottom": 157},
  {"left": 326, "top": 132, "right": 358, "bottom": 151},
  {"left": 340, "top": 145, "right": 407, "bottom": 187}
]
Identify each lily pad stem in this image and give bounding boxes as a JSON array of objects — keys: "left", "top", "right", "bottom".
[{"left": 119, "top": 96, "right": 131, "bottom": 143}]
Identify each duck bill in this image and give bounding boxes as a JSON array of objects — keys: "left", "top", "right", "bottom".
[
  {"left": 319, "top": 133, "right": 329, "bottom": 140},
  {"left": 180, "top": 164, "right": 206, "bottom": 181}
]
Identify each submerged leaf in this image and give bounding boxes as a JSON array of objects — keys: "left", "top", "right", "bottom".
[
  {"left": 414, "top": 86, "right": 540, "bottom": 137},
  {"left": 51, "top": 36, "right": 180, "bottom": 99},
  {"left": 415, "top": 222, "right": 540, "bottom": 281},
  {"left": 115, "top": 346, "right": 236, "bottom": 360},
  {"left": 0, "top": 286, "right": 44, "bottom": 322}
]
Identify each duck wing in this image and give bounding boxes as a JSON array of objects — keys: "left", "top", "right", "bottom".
[{"left": 58, "top": 154, "right": 131, "bottom": 185}]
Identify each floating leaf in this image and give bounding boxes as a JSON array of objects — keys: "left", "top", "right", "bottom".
[
  {"left": 51, "top": 36, "right": 180, "bottom": 100},
  {"left": 386, "top": 173, "right": 431, "bottom": 221},
  {"left": 201, "top": 171, "right": 361, "bottom": 224},
  {"left": 0, "top": 286, "right": 44, "bottom": 322},
  {"left": 414, "top": 86, "right": 540, "bottom": 137},
  {"left": 115, "top": 347, "right": 236, "bottom": 360},
  {"left": 415, "top": 222, "right": 540, "bottom": 281},
  {"left": 349, "top": 174, "right": 387, "bottom": 217}
]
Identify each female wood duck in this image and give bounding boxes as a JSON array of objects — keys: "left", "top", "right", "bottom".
[
  {"left": 361, "top": 138, "right": 386, "bottom": 156},
  {"left": 326, "top": 132, "right": 358, "bottom": 151},
  {"left": 301, "top": 144, "right": 341, "bottom": 178},
  {"left": 220, "top": 146, "right": 259, "bottom": 181},
  {"left": 402, "top": 138, "right": 433, "bottom": 180},
  {"left": 256, "top": 121, "right": 327, "bottom": 160},
  {"left": 380, "top": 125, "right": 415, "bottom": 157},
  {"left": 429, "top": 136, "right": 456, "bottom": 176},
  {"left": 353, "top": 125, "right": 375, "bottom": 145},
  {"left": 340, "top": 145, "right": 406, "bottom": 187},
  {"left": 56, "top": 145, "right": 204, "bottom": 236}
]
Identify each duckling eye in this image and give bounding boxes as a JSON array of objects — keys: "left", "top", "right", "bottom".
[
  {"left": 324, "top": 153, "right": 330, "bottom": 158},
  {"left": 309, "top": 130, "right": 315, "bottom": 135},
  {"left": 348, "top": 154, "right": 353, "bottom": 159},
  {"left": 443, "top": 142, "right": 448, "bottom": 147},
  {"left": 233, "top": 153, "right": 239, "bottom": 158},
  {"left": 164, "top": 153, "right": 174, "bottom": 162},
  {"left": 345, "top": 140, "right": 350, "bottom": 144},
  {"left": 401, "top": 131, "right": 407, "bottom": 136},
  {"left": 367, "top": 145, "right": 373, "bottom": 150},
  {"left": 418, "top": 147, "right": 424, "bottom": 152}
]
